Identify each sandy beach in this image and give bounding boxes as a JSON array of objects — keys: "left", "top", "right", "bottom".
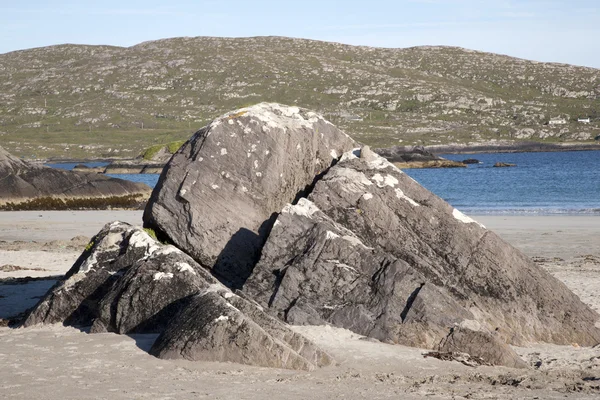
[{"left": 1, "top": 211, "right": 599, "bottom": 399}]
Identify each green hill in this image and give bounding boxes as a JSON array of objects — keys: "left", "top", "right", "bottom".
[{"left": 1, "top": 36, "right": 599, "bottom": 159}]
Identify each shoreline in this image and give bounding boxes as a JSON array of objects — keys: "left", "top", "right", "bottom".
[{"left": 425, "top": 141, "right": 600, "bottom": 155}]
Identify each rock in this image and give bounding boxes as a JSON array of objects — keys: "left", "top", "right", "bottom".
[
  {"left": 150, "top": 290, "right": 333, "bottom": 370},
  {"left": 144, "top": 103, "right": 357, "bottom": 288},
  {"left": 72, "top": 164, "right": 104, "bottom": 174},
  {"left": 0, "top": 147, "right": 151, "bottom": 210},
  {"left": 493, "top": 162, "right": 516, "bottom": 167},
  {"left": 375, "top": 145, "right": 466, "bottom": 169},
  {"left": 22, "top": 222, "right": 218, "bottom": 332},
  {"left": 461, "top": 158, "right": 481, "bottom": 164},
  {"left": 243, "top": 149, "right": 600, "bottom": 365},
  {"left": 23, "top": 221, "right": 332, "bottom": 370},
  {"left": 104, "top": 161, "right": 166, "bottom": 174},
  {"left": 438, "top": 326, "right": 528, "bottom": 369}
]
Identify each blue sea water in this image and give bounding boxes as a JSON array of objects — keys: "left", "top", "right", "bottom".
[
  {"left": 403, "top": 150, "right": 600, "bottom": 215},
  {"left": 47, "top": 150, "right": 600, "bottom": 215}
]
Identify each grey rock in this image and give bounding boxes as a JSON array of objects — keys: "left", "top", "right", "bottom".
[
  {"left": 0, "top": 147, "right": 151, "bottom": 208},
  {"left": 438, "top": 326, "right": 528, "bottom": 369},
  {"left": 144, "top": 103, "right": 357, "bottom": 288},
  {"left": 243, "top": 149, "right": 600, "bottom": 365},
  {"left": 23, "top": 221, "right": 333, "bottom": 370},
  {"left": 22, "top": 222, "right": 218, "bottom": 332},
  {"left": 150, "top": 290, "right": 333, "bottom": 370}
]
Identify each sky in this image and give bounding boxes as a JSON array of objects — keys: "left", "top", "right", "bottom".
[{"left": 1, "top": 0, "right": 600, "bottom": 68}]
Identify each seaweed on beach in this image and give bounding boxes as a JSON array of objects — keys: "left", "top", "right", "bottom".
[{"left": 0, "top": 194, "right": 147, "bottom": 211}]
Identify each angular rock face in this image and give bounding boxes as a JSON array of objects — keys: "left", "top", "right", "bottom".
[
  {"left": 243, "top": 148, "right": 600, "bottom": 365},
  {"left": 150, "top": 290, "right": 333, "bottom": 371},
  {"left": 22, "top": 221, "right": 333, "bottom": 370},
  {"left": 0, "top": 147, "right": 151, "bottom": 208},
  {"left": 22, "top": 222, "right": 217, "bottom": 332},
  {"left": 143, "top": 103, "right": 357, "bottom": 288}
]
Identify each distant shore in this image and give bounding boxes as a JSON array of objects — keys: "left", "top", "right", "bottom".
[{"left": 425, "top": 141, "right": 600, "bottom": 155}]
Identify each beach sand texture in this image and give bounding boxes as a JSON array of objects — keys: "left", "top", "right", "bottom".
[{"left": 1, "top": 211, "right": 599, "bottom": 399}]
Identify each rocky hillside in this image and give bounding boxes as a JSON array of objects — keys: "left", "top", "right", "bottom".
[{"left": 1, "top": 36, "right": 599, "bottom": 159}]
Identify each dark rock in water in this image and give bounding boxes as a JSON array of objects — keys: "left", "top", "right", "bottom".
[
  {"left": 376, "top": 145, "right": 440, "bottom": 162},
  {"left": 0, "top": 147, "right": 151, "bottom": 209},
  {"left": 375, "top": 145, "right": 466, "bottom": 169},
  {"left": 144, "top": 103, "right": 357, "bottom": 288},
  {"left": 461, "top": 158, "right": 480, "bottom": 164},
  {"left": 22, "top": 221, "right": 332, "bottom": 370},
  {"left": 243, "top": 148, "right": 600, "bottom": 366},
  {"left": 104, "top": 161, "right": 166, "bottom": 174},
  {"left": 150, "top": 290, "right": 333, "bottom": 370},
  {"left": 493, "top": 162, "right": 516, "bottom": 167}
]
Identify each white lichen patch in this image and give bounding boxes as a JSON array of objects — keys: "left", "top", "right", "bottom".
[
  {"left": 79, "top": 252, "right": 98, "bottom": 274},
  {"left": 153, "top": 246, "right": 181, "bottom": 257},
  {"left": 214, "top": 315, "right": 229, "bottom": 323},
  {"left": 176, "top": 262, "right": 196, "bottom": 275},
  {"left": 326, "top": 231, "right": 340, "bottom": 240},
  {"left": 282, "top": 198, "right": 320, "bottom": 218},
  {"left": 254, "top": 160, "right": 259, "bottom": 169},
  {"left": 223, "top": 292, "right": 234, "bottom": 299},
  {"left": 326, "top": 259, "right": 358, "bottom": 273},
  {"left": 220, "top": 148, "right": 228, "bottom": 156},
  {"left": 368, "top": 156, "right": 396, "bottom": 171},
  {"left": 362, "top": 193, "right": 373, "bottom": 200},
  {"left": 129, "top": 230, "right": 160, "bottom": 257},
  {"left": 265, "top": 150, "right": 270, "bottom": 155},
  {"left": 153, "top": 272, "right": 174, "bottom": 281},
  {"left": 256, "top": 172, "right": 262, "bottom": 177},
  {"left": 330, "top": 149, "right": 338, "bottom": 159},
  {"left": 211, "top": 184, "right": 219, "bottom": 189},
  {"left": 296, "top": 143, "right": 302, "bottom": 151},
  {"left": 241, "top": 186, "right": 249, "bottom": 193},
  {"left": 179, "top": 188, "right": 187, "bottom": 196},
  {"left": 395, "top": 189, "right": 420, "bottom": 207},
  {"left": 340, "top": 148, "right": 361, "bottom": 162},
  {"left": 342, "top": 235, "right": 374, "bottom": 250},
  {"left": 371, "top": 173, "right": 399, "bottom": 188},
  {"left": 326, "top": 167, "right": 373, "bottom": 193},
  {"left": 452, "top": 209, "right": 486, "bottom": 228}
]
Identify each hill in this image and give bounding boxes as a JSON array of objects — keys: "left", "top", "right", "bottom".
[{"left": 0, "top": 36, "right": 599, "bottom": 159}]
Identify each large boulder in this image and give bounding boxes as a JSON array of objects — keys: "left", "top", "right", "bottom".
[
  {"left": 22, "top": 222, "right": 217, "bottom": 332},
  {"left": 0, "top": 147, "right": 151, "bottom": 209},
  {"left": 22, "top": 221, "right": 333, "bottom": 370},
  {"left": 243, "top": 147, "right": 600, "bottom": 365},
  {"left": 150, "top": 290, "right": 333, "bottom": 370},
  {"left": 144, "top": 103, "right": 357, "bottom": 287}
]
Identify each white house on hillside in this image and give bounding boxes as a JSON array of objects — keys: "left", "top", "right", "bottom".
[
  {"left": 578, "top": 117, "right": 591, "bottom": 124},
  {"left": 548, "top": 117, "right": 567, "bottom": 125}
]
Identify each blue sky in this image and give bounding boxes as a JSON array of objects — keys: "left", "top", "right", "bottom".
[{"left": 2, "top": 0, "right": 599, "bottom": 68}]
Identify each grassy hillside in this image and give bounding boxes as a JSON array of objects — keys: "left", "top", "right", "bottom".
[{"left": 1, "top": 36, "right": 599, "bottom": 159}]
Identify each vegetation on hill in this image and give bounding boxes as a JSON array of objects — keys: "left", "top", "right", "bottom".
[{"left": 0, "top": 36, "right": 599, "bottom": 159}]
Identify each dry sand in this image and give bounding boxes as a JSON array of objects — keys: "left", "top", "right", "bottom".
[{"left": 0, "top": 211, "right": 599, "bottom": 399}]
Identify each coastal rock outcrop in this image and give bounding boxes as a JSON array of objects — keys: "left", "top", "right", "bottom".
[
  {"left": 375, "top": 145, "right": 466, "bottom": 169},
  {"left": 22, "top": 221, "right": 332, "bottom": 370},
  {"left": 21, "top": 104, "right": 600, "bottom": 369},
  {"left": 243, "top": 148, "right": 600, "bottom": 365},
  {"left": 144, "top": 103, "right": 357, "bottom": 287},
  {"left": 0, "top": 147, "right": 151, "bottom": 209}
]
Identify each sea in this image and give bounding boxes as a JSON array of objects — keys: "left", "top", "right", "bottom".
[{"left": 47, "top": 150, "right": 600, "bottom": 215}]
